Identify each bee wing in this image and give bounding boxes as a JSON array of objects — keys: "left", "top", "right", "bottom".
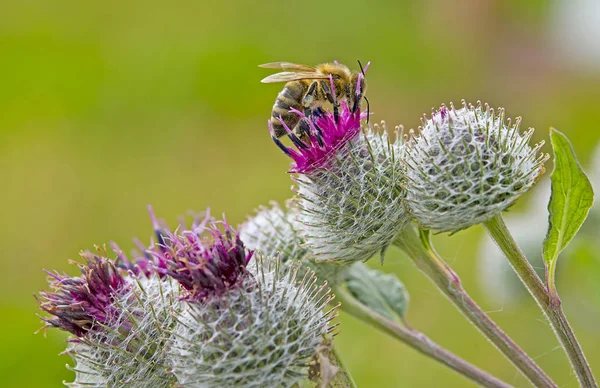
[
  {"left": 258, "top": 62, "right": 316, "bottom": 71},
  {"left": 261, "top": 72, "right": 329, "bottom": 83}
]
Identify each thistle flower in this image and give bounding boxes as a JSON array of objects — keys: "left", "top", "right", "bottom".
[
  {"left": 144, "top": 207, "right": 253, "bottom": 301},
  {"left": 37, "top": 250, "right": 182, "bottom": 387},
  {"left": 270, "top": 95, "right": 408, "bottom": 264},
  {"left": 403, "top": 101, "right": 548, "bottom": 233},
  {"left": 170, "top": 256, "right": 338, "bottom": 387},
  {"left": 37, "top": 254, "right": 127, "bottom": 337},
  {"left": 239, "top": 201, "right": 348, "bottom": 285}
]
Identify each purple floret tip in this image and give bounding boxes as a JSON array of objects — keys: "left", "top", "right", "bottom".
[
  {"left": 136, "top": 209, "right": 253, "bottom": 301},
  {"left": 276, "top": 102, "right": 366, "bottom": 174},
  {"left": 148, "top": 204, "right": 159, "bottom": 231},
  {"left": 37, "top": 255, "right": 128, "bottom": 337}
]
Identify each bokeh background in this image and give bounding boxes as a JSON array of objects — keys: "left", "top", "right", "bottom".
[{"left": 2, "top": 0, "right": 600, "bottom": 386}]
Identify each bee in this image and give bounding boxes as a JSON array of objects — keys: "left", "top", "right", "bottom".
[{"left": 259, "top": 61, "right": 369, "bottom": 139}]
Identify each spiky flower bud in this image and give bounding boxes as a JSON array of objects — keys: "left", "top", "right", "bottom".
[
  {"left": 37, "top": 250, "right": 181, "bottom": 387},
  {"left": 65, "top": 275, "right": 182, "bottom": 387},
  {"left": 270, "top": 100, "right": 408, "bottom": 265},
  {"left": 239, "top": 201, "right": 348, "bottom": 285},
  {"left": 239, "top": 201, "right": 308, "bottom": 263},
  {"left": 403, "top": 101, "right": 548, "bottom": 233},
  {"left": 170, "top": 256, "right": 338, "bottom": 387}
]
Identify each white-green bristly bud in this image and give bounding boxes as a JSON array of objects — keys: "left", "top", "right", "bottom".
[
  {"left": 296, "top": 123, "right": 409, "bottom": 265},
  {"left": 239, "top": 201, "right": 348, "bottom": 285},
  {"left": 65, "top": 276, "right": 182, "bottom": 387},
  {"left": 403, "top": 101, "right": 548, "bottom": 233},
  {"left": 170, "top": 256, "right": 337, "bottom": 387},
  {"left": 239, "top": 201, "right": 308, "bottom": 264}
]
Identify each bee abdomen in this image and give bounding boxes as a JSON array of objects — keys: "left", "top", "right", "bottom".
[
  {"left": 270, "top": 84, "right": 304, "bottom": 138},
  {"left": 270, "top": 110, "right": 300, "bottom": 138}
]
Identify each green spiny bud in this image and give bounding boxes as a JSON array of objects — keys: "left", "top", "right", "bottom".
[
  {"left": 65, "top": 275, "right": 182, "bottom": 387},
  {"left": 404, "top": 101, "right": 548, "bottom": 233},
  {"left": 240, "top": 201, "right": 348, "bottom": 286},
  {"left": 169, "top": 256, "right": 338, "bottom": 387},
  {"left": 295, "top": 123, "right": 409, "bottom": 265}
]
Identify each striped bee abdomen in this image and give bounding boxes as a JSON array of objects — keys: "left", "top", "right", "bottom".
[{"left": 270, "top": 82, "right": 306, "bottom": 138}]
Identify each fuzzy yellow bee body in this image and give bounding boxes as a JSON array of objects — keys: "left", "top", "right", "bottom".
[{"left": 260, "top": 61, "right": 368, "bottom": 138}]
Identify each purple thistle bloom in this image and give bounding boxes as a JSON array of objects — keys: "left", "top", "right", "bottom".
[
  {"left": 145, "top": 208, "right": 254, "bottom": 301},
  {"left": 37, "top": 255, "right": 127, "bottom": 337},
  {"left": 270, "top": 102, "right": 367, "bottom": 174}
]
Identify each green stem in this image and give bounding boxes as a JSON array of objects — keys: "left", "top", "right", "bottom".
[
  {"left": 334, "top": 286, "right": 513, "bottom": 388},
  {"left": 393, "top": 227, "right": 557, "bottom": 388},
  {"left": 332, "top": 345, "right": 358, "bottom": 388},
  {"left": 484, "top": 214, "right": 597, "bottom": 388}
]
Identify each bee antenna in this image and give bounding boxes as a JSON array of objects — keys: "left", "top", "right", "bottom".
[
  {"left": 357, "top": 60, "right": 365, "bottom": 75},
  {"left": 364, "top": 95, "right": 370, "bottom": 124}
]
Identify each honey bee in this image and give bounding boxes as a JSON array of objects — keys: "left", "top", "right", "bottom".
[{"left": 259, "top": 61, "right": 369, "bottom": 139}]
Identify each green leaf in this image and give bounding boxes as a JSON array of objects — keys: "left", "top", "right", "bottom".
[
  {"left": 344, "top": 263, "right": 409, "bottom": 322},
  {"left": 543, "top": 128, "right": 595, "bottom": 292}
]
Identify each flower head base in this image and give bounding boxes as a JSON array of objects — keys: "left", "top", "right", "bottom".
[
  {"left": 403, "top": 101, "right": 548, "bottom": 233},
  {"left": 170, "top": 255, "right": 338, "bottom": 387},
  {"left": 37, "top": 254, "right": 127, "bottom": 336},
  {"left": 295, "top": 123, "right": 409, "bottom": 265},
  {"left": 271, "top": 102, "right": 367, "bottom": 174},
  {"left": 147, "top": 208, "right": 253, "bottom": 301}
]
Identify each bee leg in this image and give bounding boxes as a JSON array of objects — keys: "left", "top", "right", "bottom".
[
  {"left": 297, "top": 117, "right": 324, "bottom": 147},
  {"left": 332, "top": 101, "right": 340, "bottom": 124},
  {"left": 313, "top": 107, "right": 325, "bottom": 118},
  {"left": 296, "top": 119, "right": 315, "bottom": 144},
  {"left": 320, "top": 81, "right": 340, "bottom": 124},
  {"left": 302, "top": 81, "right": 318, "bottom": 112}
]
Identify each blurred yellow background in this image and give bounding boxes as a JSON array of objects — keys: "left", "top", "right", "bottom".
[{"left": 2, "top": 0, "right": 600, "bottom": 386}]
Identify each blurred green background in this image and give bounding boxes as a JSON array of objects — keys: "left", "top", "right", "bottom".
[{"left": 2, "top": 0, "right": 600, "bottom": 386}]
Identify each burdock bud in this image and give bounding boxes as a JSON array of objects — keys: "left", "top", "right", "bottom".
[
  {"left": 239, "top": 200, "right": 308, "bottom": 263},
  {"left": 270, "top": 99, "right": 408, "bottom": 265},
  {"left": 170, "top": 256, "right": 338, "bottom": 387},
  {"left": 239, "top": 201, "right": 348, "bottom": 285},
  {"left": 65, "top": 275, "right": 182, "bottom": 387},
  {"left": 38, "top": 251, "right": 181, "bottom": 387},
  {"left": 403, "top": 101, "right": 548, "bottom": 233}
]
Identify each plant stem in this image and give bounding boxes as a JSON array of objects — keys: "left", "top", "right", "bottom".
[
  {"left": 332, "top": 345, "right": 358, "bottom": 388},
  {"left": 484, "top": 214, "right": 597, "bottom": 388},
  {"left": 393, "top": 227, "right": 557, "bottom": 388},
  {"left": 334, "top": 286, "right": 513, "bottom": 388}
]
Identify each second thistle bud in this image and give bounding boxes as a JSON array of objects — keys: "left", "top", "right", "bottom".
[{"left": 403, "top": 101, "right": 548, "bottom": 233}]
